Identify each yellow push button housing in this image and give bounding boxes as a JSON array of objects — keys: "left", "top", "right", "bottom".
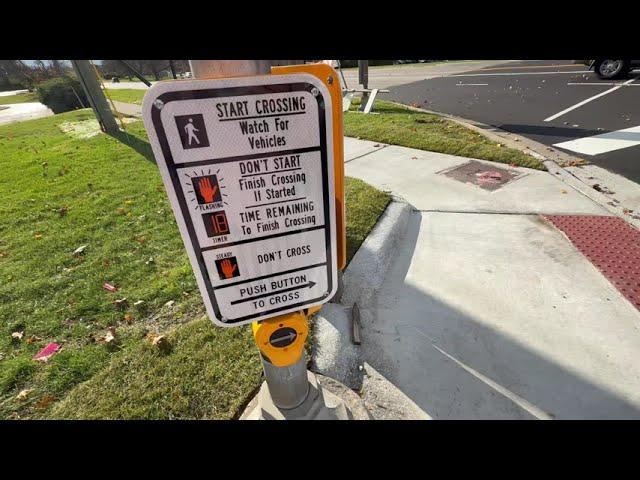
[{"left": 252, "top": 311, "right": 309, "bottom": 367}]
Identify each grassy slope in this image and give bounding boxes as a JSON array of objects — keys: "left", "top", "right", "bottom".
[
  {"left": 345, "top": 100, "right": 545, "bottom": 170},
  {"left": 104, "top": 89, "right": 147, "bottom": 105},
  {"left": 0, "top": 110, "right": 389, "bottom": 419},
  {"left": 99, "top": 91, "right": 543, "bottom": 170}
]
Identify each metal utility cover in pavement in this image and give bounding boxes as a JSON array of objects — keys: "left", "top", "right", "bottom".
[
  {"left": 545, "top": 215, "right": 640, "bottom": 310},
  {"left": 441, "top": 160, "right": 522, "bottom": 191}
]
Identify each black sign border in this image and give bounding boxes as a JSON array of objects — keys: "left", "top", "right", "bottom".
[{"left": 150, "top": 82, "right": 334, "bottom": 325}]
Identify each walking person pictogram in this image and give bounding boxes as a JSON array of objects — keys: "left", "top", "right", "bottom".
[
  {"left": 175, "top": 114, "right": 210, "bottom": 149},
  {"left": 185, "top": 118, "right": 200, "bottom": 146}
]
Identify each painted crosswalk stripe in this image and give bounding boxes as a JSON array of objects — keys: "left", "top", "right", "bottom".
[
  {"left": 545, "top": 77, "right": 638, "bottom": 122},
  {"left": 553, "top": 125, "right": 640, "bottom": 156}
]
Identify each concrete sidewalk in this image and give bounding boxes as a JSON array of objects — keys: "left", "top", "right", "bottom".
[
  {"left": 340, "top": 137, "right": 640, "bottom": 419},
  {"left": 0, "top": 102, "right": 53, "bottom": 126},
  {"left": 111, "top": 101, "right": 142, "bottom": 118}
]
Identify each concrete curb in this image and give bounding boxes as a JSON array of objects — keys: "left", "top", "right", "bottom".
[{"left": 311, "top": 199, "right": 412, "bottom": 389}]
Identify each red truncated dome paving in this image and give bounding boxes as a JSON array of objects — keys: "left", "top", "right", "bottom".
[{"left": 544, "top": 215, "right": 640, "bottom": 310}]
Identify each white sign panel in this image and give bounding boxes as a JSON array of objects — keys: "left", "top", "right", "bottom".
[{"left": 142, "top": 74, "right": 337, "bottom": 327}]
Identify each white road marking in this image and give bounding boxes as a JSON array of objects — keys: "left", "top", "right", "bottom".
[
  {"left": 451, "top": 71, "right": 590, "bottom": 77},
  {"left": 456, "top": 83, "right": 489, "bottom": 86},
  {"left": 545, "top": 77, "right": 638, "bottom": 122},
  {"left": 567, "top": 82, "right": 640, "bottom": 87},
  {"left": 553, "top": 125, "right": 640, "bottom": 156}
]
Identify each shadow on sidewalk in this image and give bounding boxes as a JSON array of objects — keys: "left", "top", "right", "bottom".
[{"left": 356, "top": 211, "right": 640, "bottom": 419}]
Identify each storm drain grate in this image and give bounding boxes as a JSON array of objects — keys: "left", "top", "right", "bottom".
[
  {"left": 440, "top": 160, "right": 523, "bottom": 191},
  {"left": 545, "top": 215, "right": 640, "bottom": 310}
]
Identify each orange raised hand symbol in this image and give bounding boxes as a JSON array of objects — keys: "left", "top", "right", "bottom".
[
  {"left": 198, "top": 177, "right": 218, "bottom": 203},
  {"left": 220, "top": 259, "right": 238, "bottom": 279}
]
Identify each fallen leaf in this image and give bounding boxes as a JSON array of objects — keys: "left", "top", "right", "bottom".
[
  {"left": 11, "top": 331, "right": 24, "bottom": 341},
  {"left": 103, "top": 328, "right": 116, "bottom": 343},
  {"left": 135, "top": 236, "right": 147, "bottom": 244},
  {"left": 123, "top": 314, "right": 134, "bottom": 324},
  {"left": 103, "top": 282, "right": 118, "bottom": 292},
  {"left": 113, "top": 298, "right": 128, "bottom": 309},
  {"left": 116, "top": 207, "right": 126, "bottom": 215},
  {"left": 134, "top": 300, "right": 144, "bottom": 306},
  {"left": 25, "top": 335, "right": 42, "bottom": 344},
  {"left": 561, "top": 190, "right": 568, "bottom": 194},
  {"left": 34, "top": 233, "right": 43, "bottom": 240},
  {"left": 58, "top": 206, "right": 69, "bottom": 217},
  {"left": 34, "top": 395, "right": 55, "bottom": 409},
  {"left": 125, "top": 200, "right": 135, "bottom": 205},
  {"left": 164, "top": 300, "right": 175, "bottom": 308},
  {"left": 0, "top": 251, "right": 7, "bottom": 258},
  {"left": 16, "top": 389, "right": 33, "bottom": 401},
  {"left": 73, "top": 245, "right": 87, "bottom": 256},
  {"left": 148, "top": 334, "right": 171, "bottom": 352},
  {"left": 33, "top": 342, "right": 61, "bottom": 362}
]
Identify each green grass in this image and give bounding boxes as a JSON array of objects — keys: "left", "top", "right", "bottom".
[
  {"left": 0, "top": 92, "right": 38, "bottom": 105},
  {"left": 345, "top": 178, "right": 390, "bottom": 262},
  {"left": 104, "top": 89, "right": 147, "bottom": 105},
  {"left": 344, "top": 100, "right": 545, "bottom": 170},
  {"left": 49, "top": 318, "right": 262, "bottom": 419},
  {"left": 0, "top": 110, "right": 389, "bottom": 419}
]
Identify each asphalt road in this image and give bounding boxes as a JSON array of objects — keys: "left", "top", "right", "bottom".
[{"left": 387, "top": 60, "right": 640, "bottom": 183}]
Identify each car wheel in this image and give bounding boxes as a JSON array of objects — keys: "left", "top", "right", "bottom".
[{"left": 594, "top": 59, "right": 628, "bottom": 79}]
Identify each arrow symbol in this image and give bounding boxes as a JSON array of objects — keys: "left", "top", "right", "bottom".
[{"left": 230, "top": 281, "right": 317, "bottom": 305}]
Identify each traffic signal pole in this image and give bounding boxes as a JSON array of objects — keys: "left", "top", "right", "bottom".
[{"left": 189, "top": 60, "right": 356, "bottom": 420}]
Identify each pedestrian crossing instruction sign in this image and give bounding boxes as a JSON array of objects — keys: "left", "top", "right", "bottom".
[{"left": 142, "top": 74, "right": 338, "bottom": 327}]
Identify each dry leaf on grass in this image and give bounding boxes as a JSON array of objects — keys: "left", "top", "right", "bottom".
[
  {"left": 102, "top": 329, "right": 116, "bottom": 344},
  {"left": 33, "top": 343, "right": 61, "bottom": 362},
  {"left": 35, "top": 395, "right": 56, "bottom": 409},
  {"left": 11, "top": 331, "right": 24, "bottom": 341},
  {"left": 113, "top": 298, "right": 128, "bottom": 309},
  {"left": 16, "top": 389, "right": 33, "bottom": 401},
  {"left": 147, "top": 333, "right": 171, "bottom": 352}
]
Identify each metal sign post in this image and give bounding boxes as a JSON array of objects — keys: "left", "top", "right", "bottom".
[
  {"left": 358, "top": 60, "right": 370, "bottom": 112},
  {"left": 142, "top": 60, "right": 355, "bottom": 419},
  {"left": 72, "top": 60, "right": 119, "bottom": 134}
]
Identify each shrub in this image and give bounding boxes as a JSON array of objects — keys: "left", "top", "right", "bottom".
[
  {"left": 0, "top": 78, "right": 26, "bottom": 92},
  {"left": 36, "top": 76, "right": 88, "bottom": 114}
]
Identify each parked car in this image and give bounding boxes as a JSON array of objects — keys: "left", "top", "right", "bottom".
[{"left": 588, "top": 59, "right": 640, "bottom": 79}]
